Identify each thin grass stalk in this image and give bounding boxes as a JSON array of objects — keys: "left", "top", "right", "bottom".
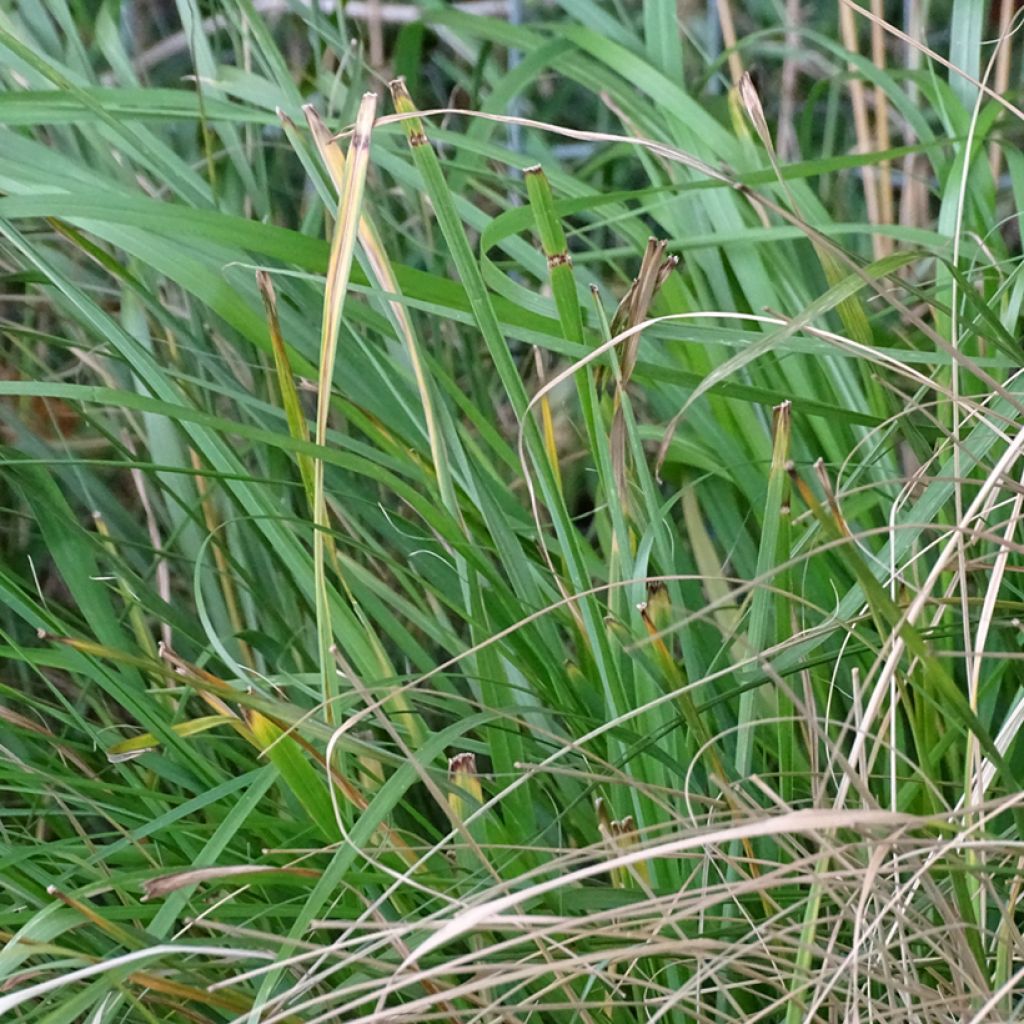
[
  {"left": 386, "top": 79, "right": 528, "bottom": 416},
  {"left": 522, "top": 165, "right": 585, "bottom": 349},
  {"left": 739, "top": 400, "right": 791, "bottom": 778},
  {"left": 777, "top": 0, "right": 802, "bottom": 161},
  {"left": 870, "top": 0, "right": 894, "bottom": 256},
  {"left": 189, "top": 446, "right": 255, "bottom": 671},
  {"left": 989, "top": 0, "right": 1016, "bottom": 184},
  {"left": 716, "top": 0, "right": 744, "bottom": 88},
  {"left": 91, "top": 510, "right": 158, "bottom": 664},
  {"left": 838, "top": 0, "right": 884, "bottom": 260},
  {"left": 583, "top": 282, "right": 641, "bottom": 641},
  {"left": 523, "top": 164, "right": 601, "bottom": 627},
  {"left": 898, "top": 0, "right": 929, "bottom": 236}
]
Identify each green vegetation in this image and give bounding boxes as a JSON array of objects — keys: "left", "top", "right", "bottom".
[{"left": 2, "top": 1, "right": 1024, "bottom": 1020}]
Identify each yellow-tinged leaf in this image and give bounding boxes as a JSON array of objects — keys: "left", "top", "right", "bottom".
[
  {"left": 257, "top": 269, "right": 315, "bottom": 510},
  {"left": 247, "top": 709, "right": 338, "bottom": 843},
  {"left": 46, "top": 886, "right": 144, "bottom": 947},
  {"left": 447, "top": 751, "right": 483, "bottom": 824},
  {"left": 105, "top": 714, "right": 235, "bottom": 763},
  {"left": 312, "top": 91, "right": 378, "bottom": 723}
]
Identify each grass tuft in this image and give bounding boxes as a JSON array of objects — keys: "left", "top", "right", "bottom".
[{"left": 2, "top": 2, "right": 1024, "bottom": 1021}]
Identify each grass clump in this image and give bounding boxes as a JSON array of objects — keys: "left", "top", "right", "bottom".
[{"left": 1, "top": 1, "right": 1024, "bottom": 1021}]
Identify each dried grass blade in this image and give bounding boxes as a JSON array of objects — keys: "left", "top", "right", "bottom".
[
  {"left": 313, "top": 91, "right": 377, "bottom": 723},
  {"left": 303, "top": 104, "right": 461, "bottom": 526}
]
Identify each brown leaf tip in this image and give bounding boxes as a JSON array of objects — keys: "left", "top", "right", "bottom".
[
  {"left": 388, "top": 76, "right": 411, "bottom": 102},
  {"left": 448, "top": 752, "right": 477, "bottom": 777}
]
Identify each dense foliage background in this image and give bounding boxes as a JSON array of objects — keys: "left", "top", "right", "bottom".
[{"left": 3, "top": 1, "right": 1024, "bottom": 1021}]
